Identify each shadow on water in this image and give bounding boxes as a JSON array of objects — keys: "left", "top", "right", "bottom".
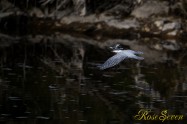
[{"left": 0, "top": 32, "right": 187, "bottom": 124}]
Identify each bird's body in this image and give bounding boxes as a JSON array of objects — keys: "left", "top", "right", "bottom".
[{"left": 99, "top": 44, "right": 144, "bottom": 70}]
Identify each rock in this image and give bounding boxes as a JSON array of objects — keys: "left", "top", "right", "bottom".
[
  {"left": 29, "top": 7, "right": 44, "bottom": 18},
  {"left": 151, "top": 39, "right": 180, "bottom": 51},
  {"left": 131, "top": 0, "right": 169, "bottom": 18},
  {"left": 167, "top": 30, "right": 178, "bottom": 36},
  {"left": 154, "top": 20, "right": 164, "bottom": 30},
  {"left": 153, "top": 44, "right": 163, "bottom": 51},
  {"left": 104, "top": 4, "right": 130, "bottom": 17},
  {"left": 60, "top": 13, "right": 139, "bottom": 30},
  {"left": 162, "top": 40, "right": 180, "bottom": 51},
  {"left": 107, "top": 18, "right": 139, "bottom": 29},
  {"left": 154, "top": 18, "right": 182, "bottom": 36},
  {"left": 162, "top": 22, "right": 181, "bottom": 31},
  {"left": 61, "top": 14, "right": 99, "bottom": 24}
]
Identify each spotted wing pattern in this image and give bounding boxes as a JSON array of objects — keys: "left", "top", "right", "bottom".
[{"left": 99, "top": 53, "right": 127, "bottom": 70}]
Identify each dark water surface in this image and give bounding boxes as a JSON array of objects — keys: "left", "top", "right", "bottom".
[{"left": 0, "top": 33, "right": 187, "bottom": 124}]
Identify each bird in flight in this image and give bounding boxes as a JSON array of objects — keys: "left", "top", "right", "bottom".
[{"left": 98, "top": 44, "right": 144, "bottom": 70}]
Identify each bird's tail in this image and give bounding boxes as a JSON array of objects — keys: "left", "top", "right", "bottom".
[
  {"left": 135, "top": 51, "right": 143, "bottom": 54},
  {"left": 136, "top": 57, "right": 144, "bottom": 60}
]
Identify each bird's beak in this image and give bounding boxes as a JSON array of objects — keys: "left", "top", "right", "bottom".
[{"left": 136, "top": 51, "right": 143, "bottom": 54}]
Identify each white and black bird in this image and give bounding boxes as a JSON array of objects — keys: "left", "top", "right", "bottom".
[{"left": 98, "top": 44, "right": 144, "bottom": 70}]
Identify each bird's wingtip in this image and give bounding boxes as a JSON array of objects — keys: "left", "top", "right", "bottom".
[{"left": 138, "top": 57, "right": 144, "bottom": 60}]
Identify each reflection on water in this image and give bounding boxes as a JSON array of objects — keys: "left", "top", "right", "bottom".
[{"left": 0, "top": 33, "right": 187, "bottom": 124}]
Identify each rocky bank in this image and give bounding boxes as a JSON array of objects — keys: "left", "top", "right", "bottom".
[{"left": 1, "top": 0, "right": 187, "bottom": 47}]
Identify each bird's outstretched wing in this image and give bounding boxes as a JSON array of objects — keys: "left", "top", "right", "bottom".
[{"left": 99, "top": 53, "right": 127, "bottom": 70}]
